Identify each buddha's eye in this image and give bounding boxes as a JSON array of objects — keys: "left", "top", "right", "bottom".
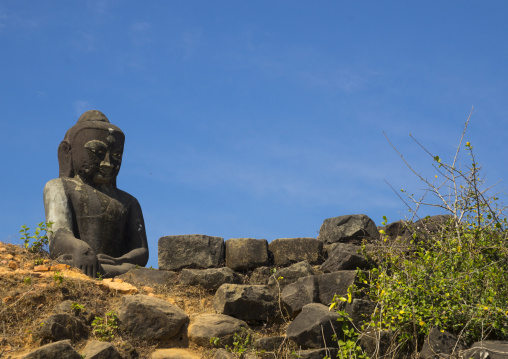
[{"left": 112, "top": 152, "right": 122, "bottom": 159}]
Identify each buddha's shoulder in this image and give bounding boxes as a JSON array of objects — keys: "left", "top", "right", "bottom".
[{"left": 114, "top": 188, "right": 140, "bottom": 204}]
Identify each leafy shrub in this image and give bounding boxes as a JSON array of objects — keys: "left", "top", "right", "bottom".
[
  {"left": 91, "top": 311, "right": 119, "bottom": 341},
  {"left": 356, "top": 115, "right": 508, "bottom": 355}
]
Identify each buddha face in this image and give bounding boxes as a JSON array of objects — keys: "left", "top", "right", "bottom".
[{"left": 71, "top": 128, "right": 125, "bottom": 186}]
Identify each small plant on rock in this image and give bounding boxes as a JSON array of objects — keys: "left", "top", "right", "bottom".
[
  {"left": 19, "top": 222, "right": 53, "bottom": 254},
  {"left": 92, "top": 311, "right": 119, "bottom": 341}
]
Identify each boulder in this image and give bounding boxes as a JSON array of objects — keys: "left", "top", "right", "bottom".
[
  {"left": 318, "top": 214, "right": 379, "bottom": 244},
  {"left": 254, "top": 336, "right": 286, "bottom": 353},
  {"left": 321, "top": 243, "right": 369, "bottom": 272},
  {"left": 116, "top": 267, "right": 178, "bottom": 287},
  {"left": 82, "top": 340, "right": 122, "bottom": 359},
  {"left": 344, "top": 299, "right": 376, "bottom": 329},
  {"left": 419, "top": 327, "right": 466, "bottom": 359},
  {"left": 463, "top": 341, "right": 508, "bottom": 359},
  {"left": 267, "top": 261, "right": 314, "bottom": 290},
  {"left": 286, "top": 303, "right": 341, "bottom": 349},
  {"left": 150, "top": 348, "right": 201, "bottom": 359},
  {"left": 269, "top": 238, "right": 323, "bottom": 266},
  {"left": 117, "top": 294, "right": 188, "bottom": 341},
  {"left": 158, "top": 235, "right": 224, "bottom": 271},
  {"left": 225, "top": 238, "right": 269, "bottom": 271},
  {"left": 281, "top": 271, "right": 358, "bottom": 317},
  {"left": 213, "top": 284, "right": 278, "bottom": 322},
  {"left": 38, "top": 313, "right": 88, "bottom": 343},
  {"left": 188, "top": 313, "right": 249, "bottom": 348},
  {"left": 22, "top": 340, "right": 81, "bottom": 359},
  {"left": 180, "top": 267, "right": 242, "bottom": 291},
  {"left": 405, "top": 215, "right": 454, "bottom": 244},
  {"left": 250, "top": 266, "right": 272, "bottom": 285}
]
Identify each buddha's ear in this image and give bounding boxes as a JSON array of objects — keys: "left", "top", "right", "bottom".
[{"left": 58, "top": 140, "right": 73, "bottom": 178}]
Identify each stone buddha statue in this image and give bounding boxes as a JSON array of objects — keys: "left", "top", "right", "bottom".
[{"left": 43, "top": 110, "right": 149, "bottom": 278}]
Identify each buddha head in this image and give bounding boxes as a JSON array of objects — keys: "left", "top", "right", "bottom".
[{"left": 58, "top": 110, "right": 125, "bottom": 187}]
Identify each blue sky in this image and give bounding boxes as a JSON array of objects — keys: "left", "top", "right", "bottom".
[{"left": 1, "top": 1, "right": 508, "bottom": 269}]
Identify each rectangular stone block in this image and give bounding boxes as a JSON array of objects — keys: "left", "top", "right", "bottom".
[
  {"left": 158, "top": 234, "right": 224, "bottom": 271},
  {"left": 225, "top": 238, "right": 268, "bottom": 271},
  {"left": 269, "top": 237, "right": 323, "bottom": 266}
]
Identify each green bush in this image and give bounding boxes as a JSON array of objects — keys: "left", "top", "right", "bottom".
[
  {"left": 19, "top": 221, "right": 53, "bottom": 254},
  {"left": 356, "top": 115, "right": 508, "bottom": 355}
]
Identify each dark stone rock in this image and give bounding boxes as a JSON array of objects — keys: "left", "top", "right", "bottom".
[
  {"left": 254, "top": 336, "right": 286, "bottom": 353},
  {"left": 286, "top": 303, "right": 341, "bottom": 349},
  {"left": 22, "top": 340, "right": 81, "bottom": 359},
  {"left": 281, "top": 275, "right": 318, "bottom": 317},
  {"left": 321, "top": 243, "right": 369, "bottom": 272},
  {"left": 188, "top": 313, "right": 249, "bottom": 348},
  {"left": 281, "top": 271, "right": 358, "bottom": 317},
  {"left": 38, "top": 313, "right": 88, "bottom": 343},
  {"left": 117, "top": 267, "right": 178, "bottom": 287},
  {"left": 158, "top": 235, "right": 224, "bottom": 271},
  {"left": 269, "top": 238, "right": 324, "bottom": 266},
  {"left": 359, "top": 330, "right": 395, "bottom": 359},
  {"left": 294, "top": 348, "right": 339, "bottom": 359},
  {"left": 225, "top": 238, "right": 269, "bottom": 271},
  {"left": 419, "top": 327, "right": 466, "bottom": 359},
  {"left": 117, "top": 294, "right": 188, "bottom": 341},
  {"left": 83, "top": 340, "right": 123, "bottom": 359},
  {"left": 345, "top": 299, "right": 376, "bottom": 328},
  {"left": 404, "top": 215, "right": 454, "bottom": 244},
  {"left": 318, "top": 214, "right": 379, "bottom": 245},
  {"left": 463, "top": 341, "right": 508, "bottom": 359},
  {"left": 180, "top": 267, "right": 242, "bottom": 291},
  {"left": 250, "top": 266, "right": 271, "bottom": 285},
  {"left": 43, "top": 110, "right": 149, "bottom": 278},
  {"left": 268, "top": 261, "right": 314, "bottom": 290},
  {"left": 213, "top": 284, "right": 278, "bottom": 322}
]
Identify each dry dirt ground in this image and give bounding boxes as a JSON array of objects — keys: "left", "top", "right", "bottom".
[{"left": 0, "top": 242, "right": 232, "bottom": 358}]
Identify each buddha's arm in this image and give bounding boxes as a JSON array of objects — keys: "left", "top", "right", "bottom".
[
  {"left": 97, "top": 196, "right": 149, "bottom": 267},
  {"left": 43, "top": 179, "right": 101, "bottom": 277}
]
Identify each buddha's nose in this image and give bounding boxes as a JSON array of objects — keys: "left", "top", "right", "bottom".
[{"left": 101, "top": 152, "right": 114, "bottom": 170}]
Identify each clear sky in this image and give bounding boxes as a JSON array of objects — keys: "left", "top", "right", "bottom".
[{"left": 1, "top": 1, "right": 508, "bottom": 269}]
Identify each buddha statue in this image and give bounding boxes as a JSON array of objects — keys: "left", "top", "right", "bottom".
[{"left": 43, "top": 110, "right": 149, "bottom": 278}]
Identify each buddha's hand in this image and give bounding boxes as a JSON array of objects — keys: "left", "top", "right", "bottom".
[
  {"left": 97, "top": 254, "right": 120, "bottom": 266},
  {"left": 73, "top": 245, "right": 101, "bottom": 278}
]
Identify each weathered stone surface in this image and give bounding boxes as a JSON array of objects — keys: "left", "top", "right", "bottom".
[
  {"left": 463, "top": 341, "right": 508, "bottom": 359},
  {"left": 250, "top": 266, "right": 271, "bottom": 285},
  {"left": 318, "top": 214, "right": 379, "bottom": 244},
  {"left": 213, "top": 284, "right": 278, "bottom": 322},
  {"left": 98, "top": 278, "right": 139, "bottom": 294},
  {"left": 359, "top": 330, "right": 395, "bottom": 359},
  {"left": 344, "top": 299, "right": 376, "bottom": 329},
  {"left": 82, "top": 340, "right": 122, "bottom": 359},
  {"left": 150, "top": 348, "right": 201, "bottom": 359},
  {"left": 321, "top": 243, "right": 369, "bottom": 272},
  {"left": 38, "top": 313, "right": 88, "bottom": 342},
  {"left": 225, "top": 238, "right": 269, "bottom": 271},
  {"left": 158, "top": 235, "right": 224, "bottom": 271},
  {"left": 44, "top": 110, "right": 149, "bottom": 278},
  {"left": 269, "top": 238, "right": 323, "bottom": 266},
  {"left": 420, "top": 327, "right": 466, "bottom": 359},
  {"left": 268, "top": 261, "right": 314, "bottom": 290},
  {"left": 188, "top": 313, "right": 249, "bottom": 348},
  {"left": 295, "top": 348, "right": 339, "bottom": 359},
  {"left": 405, "top": 215, "right": 454, "bottom": 244},
  {"left": 286, "top": 303, "right": 341, "bottom": 349},
  {"left": 117, "top": 294, "right": 188, "bottom": 340},
  {"left": 282, "top": 271, "right": 358, "bottom": 317},
  {"left": 180, "top": 267, "right": 242, "bottom": 291},
  {"left": 254, "top": 336, "right": 286, "bottom": 354},
  {"left": 117, "top": 267, "right": 178, "bottom": 287},
  {"left": 22, "top": 340, "right": 81, "bottom": 359}
]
